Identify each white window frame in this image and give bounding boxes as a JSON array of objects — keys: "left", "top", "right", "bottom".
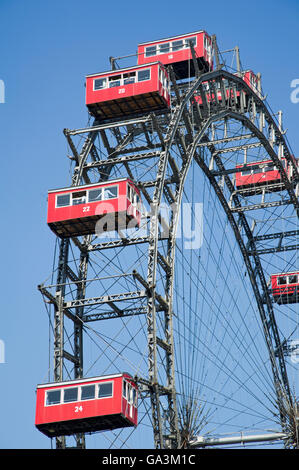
[
  {"left": 71, "top": 190, "right": 87, "bottom": 205},
  {"left": 102, "top": 185, "right": 119, "bottom": 200},
  {"left": 277, "top": 276, "right": 288, "bottom": 286},
  {"left": 98, "top": 381, "right": 114, "bottom": 399},
  {"left": 145, "top": 35, "right": 198, "bottom": 59},
  {"left": 137, "top": 68, "right": 151, "bottom": 83},
  {"left": 127, "top": 184, "right": 134, "bottom": 202},
  {"left": 183, "top": 36, "right": 197, "bottom": 49},
  {"left": 94, "top": 69, "right": 150, "bottom": 91},
  {"left": 145, "top": 45, "right": 157, "bottom": 57},
  {"left": 287, "top": 274, "right": 298, "bottom": 285},
  {"left": 132, "top": 387, "right": 138, "bottom": 406},
  {"left": 171, "top": 39, "right": 184, "bottom": 52},
  {"left": 44, "top": 380, "right": 117, "bottom": 406},
  {"left": 93, "top": 77, "right": 107, "bottom": 91},
  {"left": 62, "top": 386, "right": 79, "bottom": 404},
  {"left": 241, "top": 169, "right": 252, "bottom": 176},
  {"left": 45, "top": 388, "right": 62, "bottom": 406},
  {"left": 158, "top": 42, "right": 170, "bottom": 55},
  {"left": 123, "top": 71, "right": 137, "bottom": 85},
  {"left": 88, "top": 187, "right": 103, "bottom": 203},
  {"left": 79, "top": 383, "right": 96, "bottom": 402},
  {"left": 122, "top": 380, "right": 128, "bottom": 399},
  {"left": 56, "top": 193, "right": 71, "bottom": 208}
]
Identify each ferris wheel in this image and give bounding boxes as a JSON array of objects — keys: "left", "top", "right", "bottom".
[{"left": 36, "top": 30, "right": 299, "bottom": 450}]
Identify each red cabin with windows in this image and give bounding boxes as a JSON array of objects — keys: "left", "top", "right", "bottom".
[
  {"left": 47, "top": 178, "right": 142, "bottom": 238},
  {"left": 35, "top": 373, "right": 138, "bottom": 437},
  {"left": 137, "top": 31, "right": 213, "bottom": 80},
  {"left": 271, "top": 272, "right": 299, "bottom": 304},
  {"left": 194, "top": 70, "right": 261, "bottom": 106},
  {"left": 242, "top": 70, "right": 260, "bottom": 95},
  {"left": 86, "top": 62, "right": 170, "bottom": 119},
  {"left": 235, "top": 157, "right": 297, "bottom": 195}
]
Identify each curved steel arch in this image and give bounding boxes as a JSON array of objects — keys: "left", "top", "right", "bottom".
[
  {"left": 149, "top": 69, "right": 298, "bottom": 446},
  {"left": 164, "top": 71, "right": 299, "bottom": 440},
  {"left": 174, "top": 112, "right": 291, "bottom": 406}
]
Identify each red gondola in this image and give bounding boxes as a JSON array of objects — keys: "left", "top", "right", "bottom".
[
  {"left": 235, "top": 156, "right": 297, "bottom": 195},
  {"left": 35, "top": 373, "right": 138, "bottom": 437},
  {"left": 271, "top": 272, "right": 299, "bottom": 304},
  {"left": 194, "top": 70, "right": 261, "bottom": 107},
  {"left": 47, "top": 178, "right": 142, "bottom": 238},
  {"left": 85, "top": 62, "right": 170, "bottom": 119},
  {"left": 137, "top": 30, "right": 213, "bottom": 79},
  {"left": 242, "top": 70, "right": 260, "bottom": 93}
]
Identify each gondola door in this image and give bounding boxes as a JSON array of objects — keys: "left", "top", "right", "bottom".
[{"left": 127, "top": 382, "right": 133, "bottom": 419}]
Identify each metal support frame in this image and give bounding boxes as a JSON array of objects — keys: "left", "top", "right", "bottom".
[{"left": 39, "top": 51, "right": 299, "bottom": 450}]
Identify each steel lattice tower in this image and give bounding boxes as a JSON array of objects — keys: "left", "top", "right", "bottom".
[{"left": 38, "top": 35, "right": 299, "bottom": 449}]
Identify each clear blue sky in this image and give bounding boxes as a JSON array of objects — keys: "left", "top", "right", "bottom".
[{"left": 0, "top": 0, "right": 298, "bottom": 449}]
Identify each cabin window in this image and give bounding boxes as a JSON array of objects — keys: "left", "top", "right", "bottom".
[
  {"left": 127, "top": 184, "right": 133, "bottom": 202},
  {"left": 123, "top": 380, "right": 127, "bottom": 399},
  {"left": 172, "top": 40, "right": 183, "bottom": 51},
  {"left": 263, "top": 164, "right": 272, "bottom": 172},
  {"left": 123, "top": 72, "right": 136, "bottom": 85},
  {"left": 277, "top": 276, "right": 287, "bottom": 285},
  {"left": 56, "top": 194, "right": 70, "bottom": 207},
  {"left": 288, "top": 275, "right": 298, "bottom": 284},
  {"left": 72, "top": 191, "right": 87, "bottom": 205},
  {"left": 138, "top": 69, "right": 150, "bottom": 82},
  {"left": 103, "top": 185, "right": 118, "bottom": 200},
  {"left": 133, "top": 193, "right": 141, "bottom": 210},
  {"left": 98, "top": 382, "right": 113, "bottom": 398},
  {"left": 94, "top": 78, "right": 107, "bottom": 90},
  {"left": 64, "top": 387, "right": 78, "bottom": 403},
  {"left": 159, "top": 42, "right": 170, "bottom": 54},
  {"left": 252, "top": 166, "right": 262, "bottom": 174},
  {"left": 109, "top": 75, "right": 121, "bottom": 88},
  {"left": 127, "top": 384, "right": 134, "bottom": 404},
  {"left": 46, "top": 389, "right": 61, "bottom": 406},
  {"left": 81, "top": 384, "right": 95, "bottom": 400},
  {"left": 241, "top": 169, "right": 251, "bottom": 176},
  {"left": 159, "top": 68, "right": 164, "bottom": 84},
  {"left": 145, "top": 45, "right": 156, "bottom": 57},
  {"left": 88, "top": 188, "right": 102, "bottom": 202},
  {"left": 185, "top": 36, "right": 197, "bottom": 47}
]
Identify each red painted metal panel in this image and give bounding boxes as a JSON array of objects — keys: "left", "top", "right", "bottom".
[
  {"left": 271, "top": 272, "right": 299, "bottom": 304},
  {"left": 85, "top": 62, "right": 170, "bottom": 118},
  {"left": 235, "top": 159, "right": 285, "bottom": 189},
  {"left": 235, "top": 157, "right": 297, "bottom": 192},
  {"left": 137, "top": 31, "right": 213, "bottom": 71},
  {"left": 48, "top": 181, "right": 126, "bottom": 224},
  {"left": 47, "top": 179, "right": 142, "bottom": 238},
  {"left": 36, "top": 377, "right": 121, "bottom": 425},
  {"left": 86, "top": 63, "right": 159, "bottom": 105}
]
